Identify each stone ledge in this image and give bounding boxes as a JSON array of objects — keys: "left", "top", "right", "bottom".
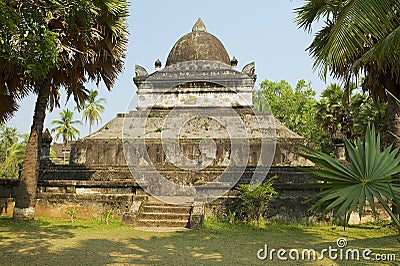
[
  {"left": 38, "top": 180, "right": 140, "bottom": 188},
  {"left": 37, "top": 193, "right": 140, "bottom": 202}
]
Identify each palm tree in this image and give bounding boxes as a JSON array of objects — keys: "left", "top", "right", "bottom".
[
  {"left": 295, "top": 0, "right": 400, "bottom": 144},
  {"left": 0, "top": 126, "right": 18, "bottom": 150},
  {"left": 0, "top": 95, "right": 19, "bottom": 124},
  {"left": 5, "top": 134, "right": 28, "bottom": 178},
  {"left": 82, "top": 90, "right": 106, "bottom": 134},
  {"left": 4, "top": 0, "right": 129, "bottom": 220},
  {"left": 51, "top": 109, "right": 82, "bottom": 146},
  {"left": 51, "top": 109, "right": 81, "bottom": 162},
  {"left": 0, "top": 1, "right": 57, "bottom": 124},
  {"left": 0, "top": 126, "right": 19, "bottom": 177},
  {"left": 301, "top": 125, "right": 400, "bottom": 230},
  {"left": 315, "top": 84, "right": 349, "bottom": 138}
]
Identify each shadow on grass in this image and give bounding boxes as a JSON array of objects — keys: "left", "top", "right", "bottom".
[
  {"left": 0, "top": 216, "right": 90, "bottom": 265},
  {"left": 0, "top": 216, "right": 90, "bottom": 231},
  {"left": 0, "top": 217, "right": 399, "bottom": 265},
  {"left": 283, "top": 222, "right": 400, "bottom": 266}
]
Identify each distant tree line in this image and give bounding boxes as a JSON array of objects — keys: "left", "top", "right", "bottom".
[
  {"left": 0, "top": 126, "right": 28, "bottom": 178},
  {"left": 253, "top": 79, "right": 388, "bottom": 154},
  {"left": 0, "top": 87, "right": 107, "bottom": 175}
]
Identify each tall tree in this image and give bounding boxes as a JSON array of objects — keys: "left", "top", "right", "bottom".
[
  {"left": 316, "top": 82, "right": 389, "bottom": 146},
  {"left": 0, "top": 1, "right": 59, "bottom": 123},
  {"left": 315, "top": 83, "right": 349, "bottom": 137},
  {"left": 296, "top": 0, "right": 400, "bottom": 221},
  {"left": 295, "top": 0, "right": 400, "bottom": 144},
  {"left": 254, "top": 79, "right": 330, "bottom": 151},
  {"left": 51, "top": 109, "right": 81, "bottom": 162},
  {"left": 51, "top": 109, "right": 81, "bottom": 145},
  {"left": 82, "top": 90, "right": 106, "bottom": 134},
  {"left": 0, "top": 0, "right": 129, "bottom": 220}
]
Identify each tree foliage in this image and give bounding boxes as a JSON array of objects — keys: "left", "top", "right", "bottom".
[
  {"left": 254, "top": 79, "right": 389, "bottom": 153},
  {"left": 51, "top": 109, "right": 81, "bottom": 145},
  {"left": 0, "top": 0, "right": 59, "bottom": 122},
  {"left": 295, "top": 0, "right": 400, "bottom": 90},
  {"left": 0, "top": 0, "right": 129, "bottom": 123},
  {"left": 315, "top": 83, "right": 389, "bottom": 144},
  {"left": 1, "top": 0, "right": 129, "bottom": 220},
  {"left": 81, "top": 90, "right": 106, "bottom": 134},
  {"left": 295, "top": 0, "right": 400, "bottom": 150},
  {"left": 0, "top": 126, "right": 27, "bottom": 178},
  {"left": 253, "top": 79, "right": 330, "bottom": 151},
  {"left": 236, "top": 177, "right": 277, "bottom": 223}
]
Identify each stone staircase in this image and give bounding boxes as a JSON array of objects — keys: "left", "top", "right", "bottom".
[{"left": 135, "top": 201, "right": 192, "bottom": 228}]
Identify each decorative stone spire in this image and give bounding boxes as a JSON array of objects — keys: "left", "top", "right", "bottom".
[
  {"left": 192, "top": 18, "right": 207, "bottom": 32},
  {"left": 230, "top": 56, "right": 238, "bottom": 68},
  {"left": 155, "top": 58, "right": 162, "bottom": 71},
  {"left": 42, "top": 128, "right": 53, "bottom": 144},
  {"left": 41, "top": 128, "right": 53, "bottom": 162}
]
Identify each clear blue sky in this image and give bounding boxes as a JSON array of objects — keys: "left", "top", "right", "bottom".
[{"left": 7, "top": 1, "right": 335, "bottom": 139}]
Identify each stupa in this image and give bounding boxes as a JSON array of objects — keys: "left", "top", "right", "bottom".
[
  {"left": 33, "top": 19, "right": 315, "bottom": 226},
  {"left": 68, "top": 19, "right": 307, "bottom": 204}
]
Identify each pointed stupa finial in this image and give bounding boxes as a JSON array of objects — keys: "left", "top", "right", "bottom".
[
  {"left": 155, "top": 58, "right": 162, "bottom": 70},
  {"left": 192, "top": 18, "right": 207, "bottom": 32}
]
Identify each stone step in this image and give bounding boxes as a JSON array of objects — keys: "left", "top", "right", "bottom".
[
  {"left": 134, "top": 201, "right": 192, "bottom": 228},
  {"left": 140, "top": 212, "right": 190, "bottom": 220},
  {"left": 136, "top": 219, "right": 189, "bottom": 228},
  {"left": 142, "top": 205, "right": 191, "bottom": 214}
]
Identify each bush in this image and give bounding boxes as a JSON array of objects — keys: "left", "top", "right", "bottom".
[{"left": 236, "top": 177, "right": 278, "bottom": 223}]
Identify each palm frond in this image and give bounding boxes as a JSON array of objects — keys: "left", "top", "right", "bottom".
[
  {"left": 297, "top": 0, "right": 400, "bottom": 84},
  {"left": 50, "top": 109, "right": 81, "bottom": 144},
  {"left": 300, "top": 124, "right": 400, "bottom": 229}
]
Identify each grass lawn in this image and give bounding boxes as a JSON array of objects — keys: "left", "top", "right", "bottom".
[{"left": 0, "top": 216, "right": 399, "bottom": 266}]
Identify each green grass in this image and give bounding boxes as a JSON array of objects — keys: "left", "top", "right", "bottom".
[{"left": 0, "top": 216, "right": 399, "bottom": 265}]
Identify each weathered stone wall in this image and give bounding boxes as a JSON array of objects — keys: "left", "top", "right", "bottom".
[
  {"left": 0, "top": 178, "right": 18, "bottom": 198},
  {"left": 36, "top": 165, "right": 144, "bottom": 219},
  {"left": 38, "top": 166, "right": 318, "bottom": 221},
  {"left": 70, "top": 139, "right": 308, "bottom": 168},
  {"left": 136, "top": 60, "right": 255, "bottom": 109},
  {"left": 1, "top": 165, "right": 321, "bottom": 221},
  {"left": 1, "top": 166, "right": 390, "bottom": 224},
  {"left": 70, "top": 140, "right": 126, "bottom": 166},
  {"left": 204, "top": 167, "right": 320, "bottom": 222},
  {"left": 0, "top": 178, "right": 18, "bottom": 215}
]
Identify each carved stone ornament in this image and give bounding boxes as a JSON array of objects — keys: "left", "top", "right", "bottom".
[
  {"left": 242, "top": 62, "right": 256, "bottom": 78},
  {"left": 135, "top": 65, "right": 149, "bottom": 78}
]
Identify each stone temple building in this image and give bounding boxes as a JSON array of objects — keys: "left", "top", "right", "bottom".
[
  {"left": 10, "top": 19, "right": 318, "bottom": 227},
  {"left": 71, "top": 19, "right": 307, "bottom": 167}
]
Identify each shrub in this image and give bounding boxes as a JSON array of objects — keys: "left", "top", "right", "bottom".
[
  {"left": 236, "top": 177, "right": 277, "bottom": 223},
  {"left": 102, "top": 208, "right": 114, "bottom": 225},
  {"left": 67, "top": 209, "right": 77, "bottom": 223}
]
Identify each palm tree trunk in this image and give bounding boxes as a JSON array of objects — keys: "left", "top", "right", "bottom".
[
  {"left": 89, "top": 115, "right": 92, "bottom": 134},
  {"left": 13, "top": 79, "right": 50, "bottom": 220},
  {"left": 385, "top": 77, "right": 400, "bottom": 223},
  {"left": 387, "top": 93, "right": 400, "bottom": 148},
  {"left": 63, "top": 143, "right": 66, "bottom": 163}
]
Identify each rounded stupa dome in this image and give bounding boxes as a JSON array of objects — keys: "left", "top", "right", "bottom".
[{"left": 165, "top": 18, "right": 230, "bottom": 66}]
